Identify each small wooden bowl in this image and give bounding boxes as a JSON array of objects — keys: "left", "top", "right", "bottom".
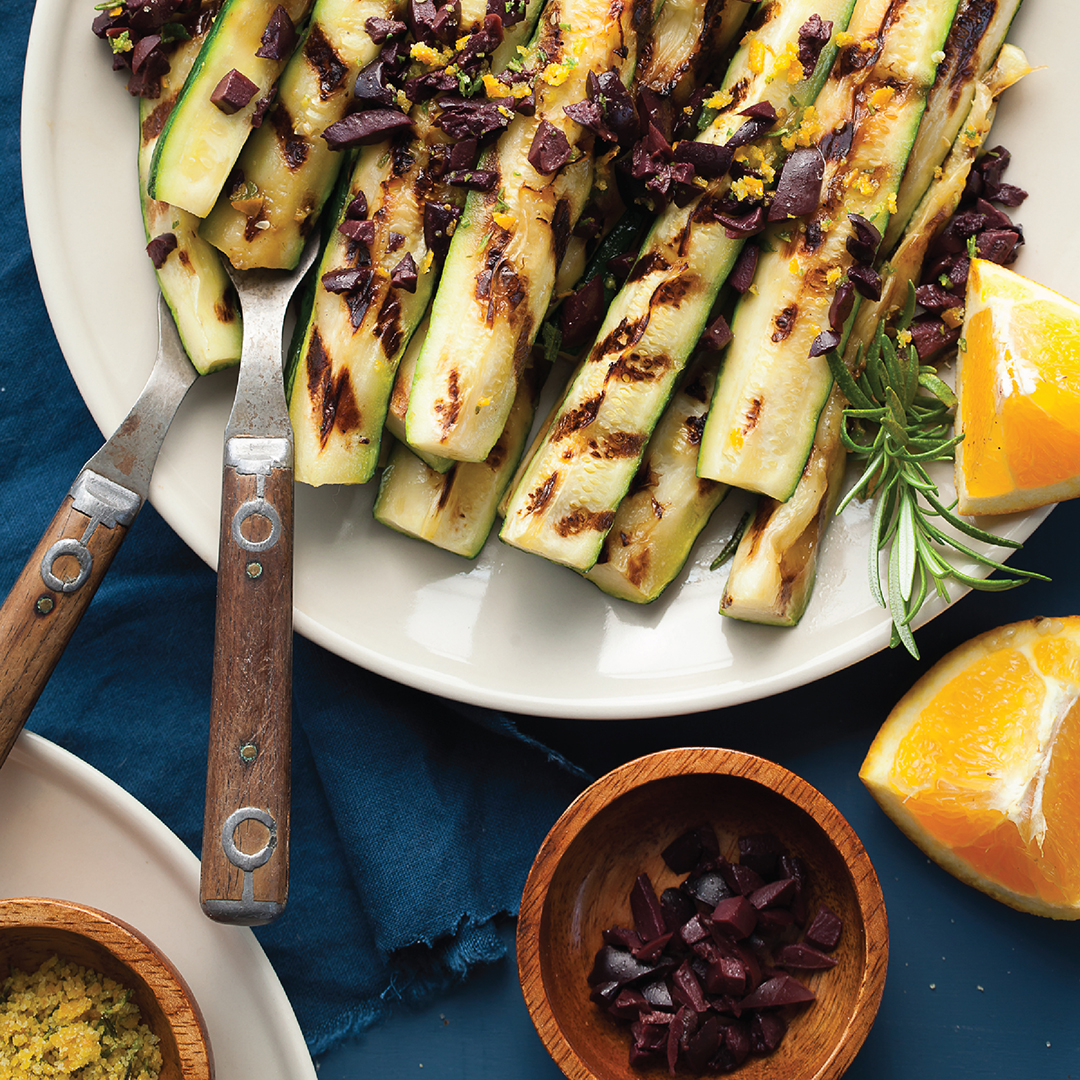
[
  {"left": 0, "top": 897, "right": 213, "bottom": 1080},
  {"left": 518, "top": 748, "right": 888, "bottom": 1080}
]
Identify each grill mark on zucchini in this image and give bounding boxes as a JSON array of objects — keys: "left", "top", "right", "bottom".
[
  {"left": 214, "top": 297, "right": 238, "bottom": 323},
  {"left": 590, "top": 431, "right": 647, "bottom": 459},
  {"left": 273, "top": 105, "right": 309, "bottom": 171},
  {"left": 525, "top": 474, "right": 558, "bottom": 514},
  {"left": 436, "top": 466, "right": 458, "bottom": 511},
  {"left": 304, "top": 22, "right": 349, "bottom": 99},
  {"left": 555, "top": 507, "right": 615, "bottom": 537},
  {"left": 142, "top": 101, "right": 171, "bottom": 143},
  {"left": 552, "top": 394, "right": 604, "bottom": 442},
  {"left": 306, "top": 328, "right": 364, "bottom": 444},
  {"left": 943, "top": 0, "right": 997, "bottom": 101},
  {"left": 627, "top": 252, "right": 669, "bottom": 283},
  {"left": 375, "top": 292, "right": 403, "bottom": 356},
  {"left": 435, "top": 371, "right": 463, "bottom": 434},
  {"left": 771, "top": 305, "right": 798, "bottom": 342}
]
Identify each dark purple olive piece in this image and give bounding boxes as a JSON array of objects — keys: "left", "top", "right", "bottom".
[
  {"left": 774, "top": 942, "right": 838, "bottom": 970},
  {"left": 679, "top": 913, "right": 711, "bottom": 947},
  {"left": 456, "top": 13, "right": 504, "bottom": 67},
  {"left": 449, "top": 137, "right": 478, "bottom": 171},
  {"left": 673, "top": 139, "right": 735, "bottom": 181},
  {"left": 210, "top": 68, "right": 258, "bottom": 114},
  {"left": 432, "top": 0, "right": 460, "bottom": 43},
  {"left": 797, "top": 13, "right": 833, "bottom": 76},
  {"left": 809, "top": 328, "right": 842, "bottom": 357},
  {"left": 528, "top": 119, "right": 572, "bottom": 174},
  {"left": 729, "top": 243, "right": 759, "bottom": 294},
  {"left": 667, "top": 1005, "right": 698, "bottom": 1074},
  {"left": 987, "top": 181, "right": 1026, "bottom": 207},
  {"left": 337, "top": 218, "right": 376, "bottom": 246},
  {"left": 250, "top": 90, "right": 276, "bottom": 129},
  {"left": 914, "top": 283, "right": 964, "bottom": 311},
  {"left": 365, "top": 15, "right": 407, "bottom": 42},
  {"left": 749, "top": 1011, "right": 788, "bottom": 1054},
  {"left": 353, "top": 57, "right": 395, "bottom": 107},
  {"left": 804, "top": 905, "right": 843, "bottom": 951},
  {"left": 603, "top": 926, "right": 643, "bottom": 951},
  {"left": 910, "top": 315, "right": 961, "bottom": 362},
  {"left": 563, "top": 98, "right": 617, "bottom": 144},
  {"left": 560, "top": 275, "right": 605, "bottom": 349},
  {"left": 846, "top": 212, "right": 882, "bottom": 263},
  {"left": 423, "top": 201, "right": 461, "bottom": 259},
  {"left": 255, "top": 5, "right": 296, "bottom": 60},
  {"left": 146, "top": 232, "right": 177, "bottom": 269},
  {"left": 705, "top": 955, "right": 747, "bottom": 997},
  {"left": 768, "top": 147, "right": 824, "bottom": 221},
  {"left": 740, "top": 973, "right": 815, "bottom": 1009},
  {"left": 724, "top": 1018, "right": 752, "bottom": 1065},
  {"left": 487, "top": 0, "right": 527, "bottom": 27},
  {"left": 444, "top": 168, "right": 499, "bottom": 191},
  {"left": 671, "top": 960, "right": 709, "bottom": 1013},
  {"left": 720, "top": 861, "right": 764, "bottom": 897},
  {"left": 660, "top": 887, "right": 697, "bottom": 935},
  {"left": 323, "top": 108, "right": 413, "bottom": 150},
  {"left": 390, "top": 251, "right": 418, "bottom": 292},
  {"left": 976, "top": 228, "right": 1021, "bottom": 264},
  {"left": 630, "top": 874, "right": 667, "bottom": 944},
  {"left": 587, "top": 944, "right": 657, "bottom": 988},
  {"left": 344, "top": 192, "right": 368, "bottom": 220},
  {"left": 683, "top": 1014, "right": 724, "bottom": 1074},
  {"left": 700, "top": 314, "right": 733, "bottom": 352},
  {"left": 737, "top": 833, "right": 786, "bottom": 879},
  {"left": 404, "top": 70, "right": 458, "bottom": 101},
  {"left": 641, "top": 979, "right": 675, "bottom": 1011},
  {"left": 847, "top": 263, "right": 882, "bottom": 301},
  {"left": 720, "top": 206, "right": 767, "bottom": 240},
  {"left": 435, "top": 97, "right": 513, "bottom": 139},
  {"left": 633, "top": 933, "right": 673, "bottom": 963},
  {"left": 321, "top": 266, "right": 372, "bottom": 293},
  {"left": 685, "top": 868, "right": 733, "bottom": 909},
  {"left": 408, "top": 0, "right": 438, "bottom": 41},
  {"left": 829, "top": 280, "right": 855, "bottom": 331},
  {"left": 609, "top": 987, "right": 648, "bottom": 1019},
  {"left": 748, "top": 877, "right": 796, "bottom": 910},
  {"left": 589, "top": 979, "right": 620, "bottom": 1006},
  {"left": 606, "top": 250, "right": 637, "bottom": 287},
  {"left": 130, "top": 33, "right": 161, "bottom": 73},
  {"left": 711, "top": 895, "right": 757, "bottom": 940}
]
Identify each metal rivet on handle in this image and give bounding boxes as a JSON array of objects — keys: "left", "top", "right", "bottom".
[
  {"left": 239, "top": 742, "right": 258, "bottom": 763},
  {"left": 34, "top": 596, "right": 55, "bottom": 615}
]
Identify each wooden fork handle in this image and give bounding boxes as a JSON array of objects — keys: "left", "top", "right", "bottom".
[
  {"left": 0, "top": 473, "right": 140, "bottom": 769},
  {"left": 201, "top": 436, "right": 293, "bottom": 925}
]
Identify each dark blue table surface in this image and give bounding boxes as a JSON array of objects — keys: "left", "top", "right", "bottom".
[{"left": 317, "top": 499, "right": 1080, "bottom": 1080}]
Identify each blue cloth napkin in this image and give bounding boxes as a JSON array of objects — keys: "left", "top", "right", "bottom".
[{"left": 1, "top": 2, "right": 587, "bottom": 1054}]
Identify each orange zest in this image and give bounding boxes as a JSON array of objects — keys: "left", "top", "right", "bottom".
[
  {"left": 955, "top": 258, "right": 1080, "bottom": 516},
  {"left": 860, "top": 616, "right": 1080, "bottom": 918}
]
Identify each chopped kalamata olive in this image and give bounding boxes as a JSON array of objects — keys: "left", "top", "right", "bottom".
[
  {"left": 606, "top": 251, "right": 637, "bottom": 287},
  {"left": 685, "top": 868, "right": 732, "bottom": 909},
  {"left": 700, "top": 314, "right": 733, "bottom": 353},
  {"left": 804, "top": 905, "right": 843, "bottom": 951},
  {"left": 809, "top": 328, "right": 842, "bottom": 357},
  {"left": 976, "top": 228, "right": 1021, "bottom": 264},
  {"left": 146, "top": 232, "right": 177, "bottom": 269},
  {"left": 914, "top": 283, "right": 964, "bottom": 311},
  {"left": 408, "top": 0, "right": 438, "bottom": 42},
  {"left": 737, "top": 833, "right": 785, "bottom": 878},
  {"left": 637, "top": 87, "right": 674, "bottom": 143},
  {"left": 323, "top": 108, "right": 413, "bottom": 150},
  {"left": 797, "top": 13, "right": 833, "bottom": 77},
  {"left": 130, "top": 33, "right": 161, "bottom": 74},
  {"left": 671, "top": 960, "right": 709, "bottom": 1014},
  {"left": 250, "top": 90, "right": 276, "bottom": 129},
  {"left": 609, "top": 987, "right": 648, "bottom": 1019},
  {"left": 768, "top": 147, "right": 824, "bottom": 221},
  {"left": 353, "top": 57, "right": 396, "bottom": 107},
  {"left": 679, "top": 913, "right": 711, "bottom": 947},
  {"left": 704, "top": 955, "right": 747, "bottom": 997},
  {"left": 560, "top": 275, "right": 605, "bottom": 349},
  {"left": 449, "top": 137, "right": 478, "bottom": 171},
  {"left": 846, "top": 212, "right": 882, "bottom": 265},
  {"left": 633, "top": 933, "right": 673, "bottom": 963},
  {"left": 344, "top": 192, "right": 368, "bottom": 220},
  {"left": 432, "top": 0, "right": 460, "bottom": 43},
  {"left": 588, "top": 944, "right": 658, "bottom": 989},
  {"left": 749, "top": 1011, "right": 787, "bottom": 1054},
  {"left": 322, "top": 266, "right": 372, "bottom": 293},
  {"left": 672, "top": 139, "right": 734, "bottom": 181},
  {"left": 365, "top": 15, "right": 408, "bottom": 42},
  {"left": 603, "top": 926, "right": 643, "bottom": 951},
  {"left": 720, "top": 861, "right": 764, "bottom": 897},
  {"left": 729, "top": 243, "right": 759, "bottom": 294},
  {"left": 828, "top": 280, "right": 855, "bottom": 331},
  {"left": 630, "top": 874, "right": 668, "bottom": 943},
  {"left": 390, "top": 252, "right": 418, "bottom": 292},
  {"left": 588, "top": 69, "right": 639, "bottom": 146},
  {"left": 487, "top": 0, "right": 526, "bottom": 26},
  {"left": 444, "top": 168, "right": 499, "bottom": 191},
  {"left": 740, "top": 974, "right": 815, "bottom": 1009},
  {"left": 423, "top": 201, "right": 461, "bottom": 259},
  {"left": 748, "top": 878, "right": 797, "bottom": 911},
  {"left": 660, "top": 886, "right": 697, "bottom": 933},
  {"left": 683, "top": 1014, "right": 724, "bottom": 1074},
  {"left": 716, "top": 205, "right": 767, "bottom": 240},
  {"left": 435, "top": 97, "right": 513, "bottom": 139},
  {"left": 337, "top": 218, "right": 376, "bottom": 246},
  {"left": 564, "top": 98, "right": 617, "bottom": 144},
  {"left": 774, "top": 942, "right": 838, "bottom": 970},
  {"left": 711, "top": 895, "right": 757, "bottom": 940},
  {"left": 528, "top": 119, "right": 572, "bottom": 175},
  {"left": 210, "top": 68, "right": 258, "bottom": 115},
  {"left": 847, "top": 263, "right": 882, "bottom": 301},
  {"left": 255, "top": 5, "right": 297, "bottom": 60},
  {"left": 455, "top": 14, "right": 503, "bottom": 68}
]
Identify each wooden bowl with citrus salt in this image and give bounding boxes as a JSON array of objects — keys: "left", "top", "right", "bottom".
[
  {"left": 0, "top": 896, "right": 212, "bottom": 1080},
  {"left": 517, "top": 747, "right": 888, "bottom": 1080}
]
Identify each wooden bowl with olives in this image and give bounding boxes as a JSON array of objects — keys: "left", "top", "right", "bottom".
[
  {"left": 517, "top": 747, "right": 888, "bottom": 1080},
  {"left": 0, "top": 896, "right": 213, "bottom": 1080}
]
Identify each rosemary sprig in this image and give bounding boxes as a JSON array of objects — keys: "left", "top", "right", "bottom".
[{"left": 825, "top": 288, "right": 1048, "bottom": 659}]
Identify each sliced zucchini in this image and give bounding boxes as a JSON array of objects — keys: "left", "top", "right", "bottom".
[
  {"left": 139, "top": 6, "right": 241, "bottom": 374},
  {"left": 148, "top": 0, "right": 315, "bottom": 218},
  {"left": 697, "top": 0, "right": 960, "bottom": 503},
  {"left": 584, "top": 359, "right": 727, "bottom": 603},
  {"left": 500, "top": 0, "right": 858, "bottom": 572},
  {"left": 385, "top": 320, "right": 455, "bottom": 473},
  {"left": 404, "top": 0, "right": 648, "bottom": 464},
  {"left": 199, "top": 0, "right": 407, "bottom": 270},
  {"left": 374, "top": 359, "right": 544, "bottom": 557}
]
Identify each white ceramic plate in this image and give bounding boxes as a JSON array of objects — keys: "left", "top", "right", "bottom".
[
  {"left": 21, "top": 3, "right": 1066, "bottom": 718},
  {"left": 0, "top": 732, "right": 316, "bottom": 1080}
]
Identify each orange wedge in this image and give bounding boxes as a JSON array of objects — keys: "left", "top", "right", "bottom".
[
  {"left": 955, "top": 258, "right": 1080, "bottom": 516},
  {"left": 860, "top": 616, "right": 1080, "bottom": 919}
]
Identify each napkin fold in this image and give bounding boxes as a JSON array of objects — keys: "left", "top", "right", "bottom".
[{"left": 1, "top": 13, "right": 586, "bottom": 1053}]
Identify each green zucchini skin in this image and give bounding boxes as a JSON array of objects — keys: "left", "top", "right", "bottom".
[
  {"left": 584, "top": 359, "right": 727, "bottom": 603},
  {"left": 199, "top": 0, "right": 407, "bottom": 270},
  {"left": 500, "top": 0, "right": 858, "bottom": 572},
  {"left": 403, "top": 0, "right": 650, "bottom": 465},
  {"left": 373, "top": 359, "right": 544, "bottom": 557},
  {"left": 148, "top": 0, "right": 315, "bottom": 218},
  {"left": 697, "top": 0, "right": 961, "bottom": 504},
  {"left": 139, "top": 6, "right": 242, "bottom": 374},
  {"left": 720, "top": 38, "right": 1031, "bottom": 629}
]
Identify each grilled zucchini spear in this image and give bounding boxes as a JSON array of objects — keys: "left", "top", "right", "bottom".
[
  {"left": 500, "top": 0, "right": 858, "bottom": 572},
  {"left": 720, "top": 25, "right": 1030, "bottom": 628},
  {"left": 198, "top": 0, "right": 409, "bottom": 270},
  {"left": 403, "top": 0, "right": 650, "bottom": 464},
  {"left": 697, "top": 0, "right": 961, "bottom": 504},
  {"left": 148, "top": 0, "right": 315, "bottom": 218},
  {"left": 139, "top": 4, "right": 241, "bottom": 374}
]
